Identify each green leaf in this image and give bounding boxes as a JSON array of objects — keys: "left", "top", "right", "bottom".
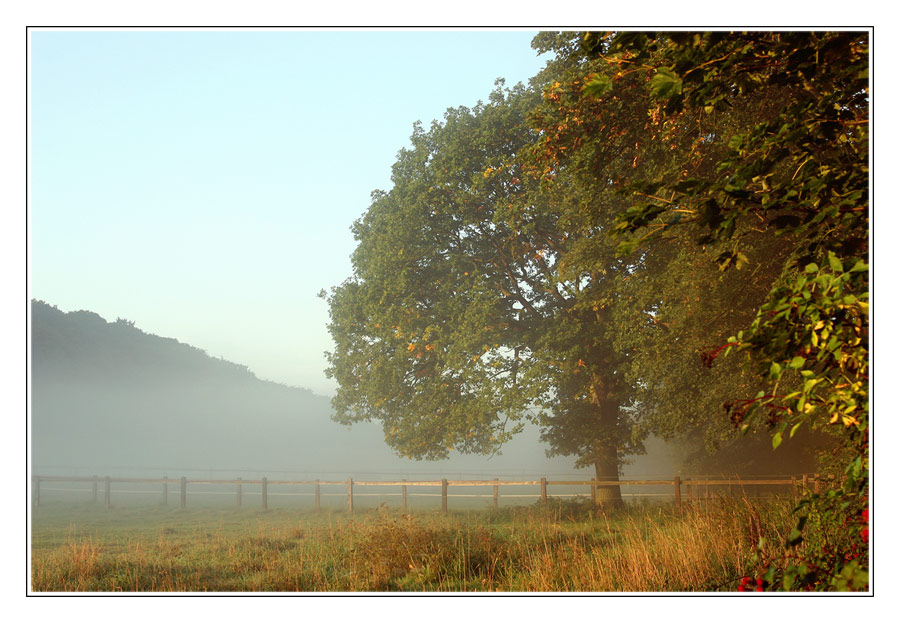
[
  {"left": 789, "top": 356, "right": 805, "bottom": 369},
  {"left": 828, "top": 252, "right": 843, "bottom": 273},
  {"left": 805, "top": 262, "right": 819, "bottom": 273},
  {"left": 790, "top": 421, "right": 804, "bottom": 438},
  {"left": 769, "top": 361, "right": 782, "bottom": 378},
  {"left": 649, "top": 67, "right": 683, "bottom": 99},
  {"left": 727, "top": 134, "right": 744, "bottom": 150},
  {"left": 583, "top": 75, "right": 613, "bottom": 98},
  {"left": 772, "top": 431, "right": 783, "bottom": 449}
]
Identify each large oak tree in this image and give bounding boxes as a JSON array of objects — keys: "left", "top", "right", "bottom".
[{"left": 323, "top": 79, "right": 661, "bottom": 505}]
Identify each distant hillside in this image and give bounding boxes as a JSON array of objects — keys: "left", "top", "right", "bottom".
[
  {"left": 31, "top": 300, "right": 337, "bottom": 471},
  {"left": 30, "top": 300, "right": 599, "bottom": 478},
  {"left": 32, "top": 300, "right": 267, "bottom": 387}
]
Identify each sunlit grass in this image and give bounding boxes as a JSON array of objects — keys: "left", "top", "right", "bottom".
[{"left": 31, "top": 497, "right": 797, "bottom": 592}]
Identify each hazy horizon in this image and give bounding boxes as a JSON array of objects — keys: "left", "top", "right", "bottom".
[{"left": 32, "top": 298, "right": 672, "bottom": 479}]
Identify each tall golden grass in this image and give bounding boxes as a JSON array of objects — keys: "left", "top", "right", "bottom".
[{"left": 31, "top": 497, "right": 798, "bottom": 592}]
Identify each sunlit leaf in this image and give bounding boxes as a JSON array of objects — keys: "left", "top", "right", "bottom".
[{"left": 583, "top": 75, "right": 613, "bottom": 98}]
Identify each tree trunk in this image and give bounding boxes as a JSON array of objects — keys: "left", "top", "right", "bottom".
[
  {"left": 586, "top": 381, "right": 623, "bottom": 508},
  {"left": 593, "top": 441, "right": 623, "bottom": 508}
]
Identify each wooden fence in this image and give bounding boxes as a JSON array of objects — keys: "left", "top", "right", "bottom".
[{"left": 31, "top": 473, "right": 822, "bottom": 512}]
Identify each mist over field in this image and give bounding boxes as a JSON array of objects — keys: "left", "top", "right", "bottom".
[{"left": 32, "top": 299, "right": 668, "bottom": 479}]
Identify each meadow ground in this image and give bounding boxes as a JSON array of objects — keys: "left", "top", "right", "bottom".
[{"left": 30, "top": 497, "right": 797, "bottom": 592}]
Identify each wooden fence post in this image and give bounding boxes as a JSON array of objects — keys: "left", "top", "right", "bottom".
[
  {"left": 347, "top": 478, "right": 354, "bottom": 513},
  {"left": 540, "top": 477, "right": 547, "bottom": 503},
  {"left": 802, "top": 473, "right": 809, "bottom": 494},
  {"left": 236, "top": 477, "right": 242, "bottom": 508},
  {"left": 591, "top": 480, "right": 597, "bottom": 505},
  {"left": 791, "top": 475, "right": 797, "bottom": 501},
  {"left": 315, "top": 480, "right": 321, "bottom": 511},
  {"left": 674, "top": 475, "right": 682, "bottom": 511},
  {"left": 493, "top": 478, "right": 499, "bottom": 509},
  {"left": 813, "top": 473, "right": 821, "bottom": 494},
  {"left": 180, "top": 477, "right": 186, "bottom": 509},
  {"left": 162, "top": 474, "right": 168, "bottom": 506},
  {"left": 105, "top": 476, "right": 111, "bottom": 510},
  {"left": 92, "top": 475, "right": 98, "bottom": 504},
  {"left": 262, "top": 477, "right": 268, "bottom": 510},
  {"left": 441, "top": 478, "right": 448, "bottom": 513},
  {"left": 33, "top": 476, "right": 40, "bottom": 507},
  {"left": 401, "top": 479, "right": 407, "bottom": 512}
]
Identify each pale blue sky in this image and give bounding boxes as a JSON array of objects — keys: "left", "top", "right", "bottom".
[{"left": 29, "top": 29, "right": 551, "bottom": 394}]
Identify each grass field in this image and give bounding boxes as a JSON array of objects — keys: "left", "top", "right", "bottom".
[{"left": 30, "top": 497, "right": 797, "bottom": 592}]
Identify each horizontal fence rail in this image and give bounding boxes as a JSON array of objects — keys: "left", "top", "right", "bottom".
[{"left": 31, "top": 473, "right": 822, "bottom": 513}]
